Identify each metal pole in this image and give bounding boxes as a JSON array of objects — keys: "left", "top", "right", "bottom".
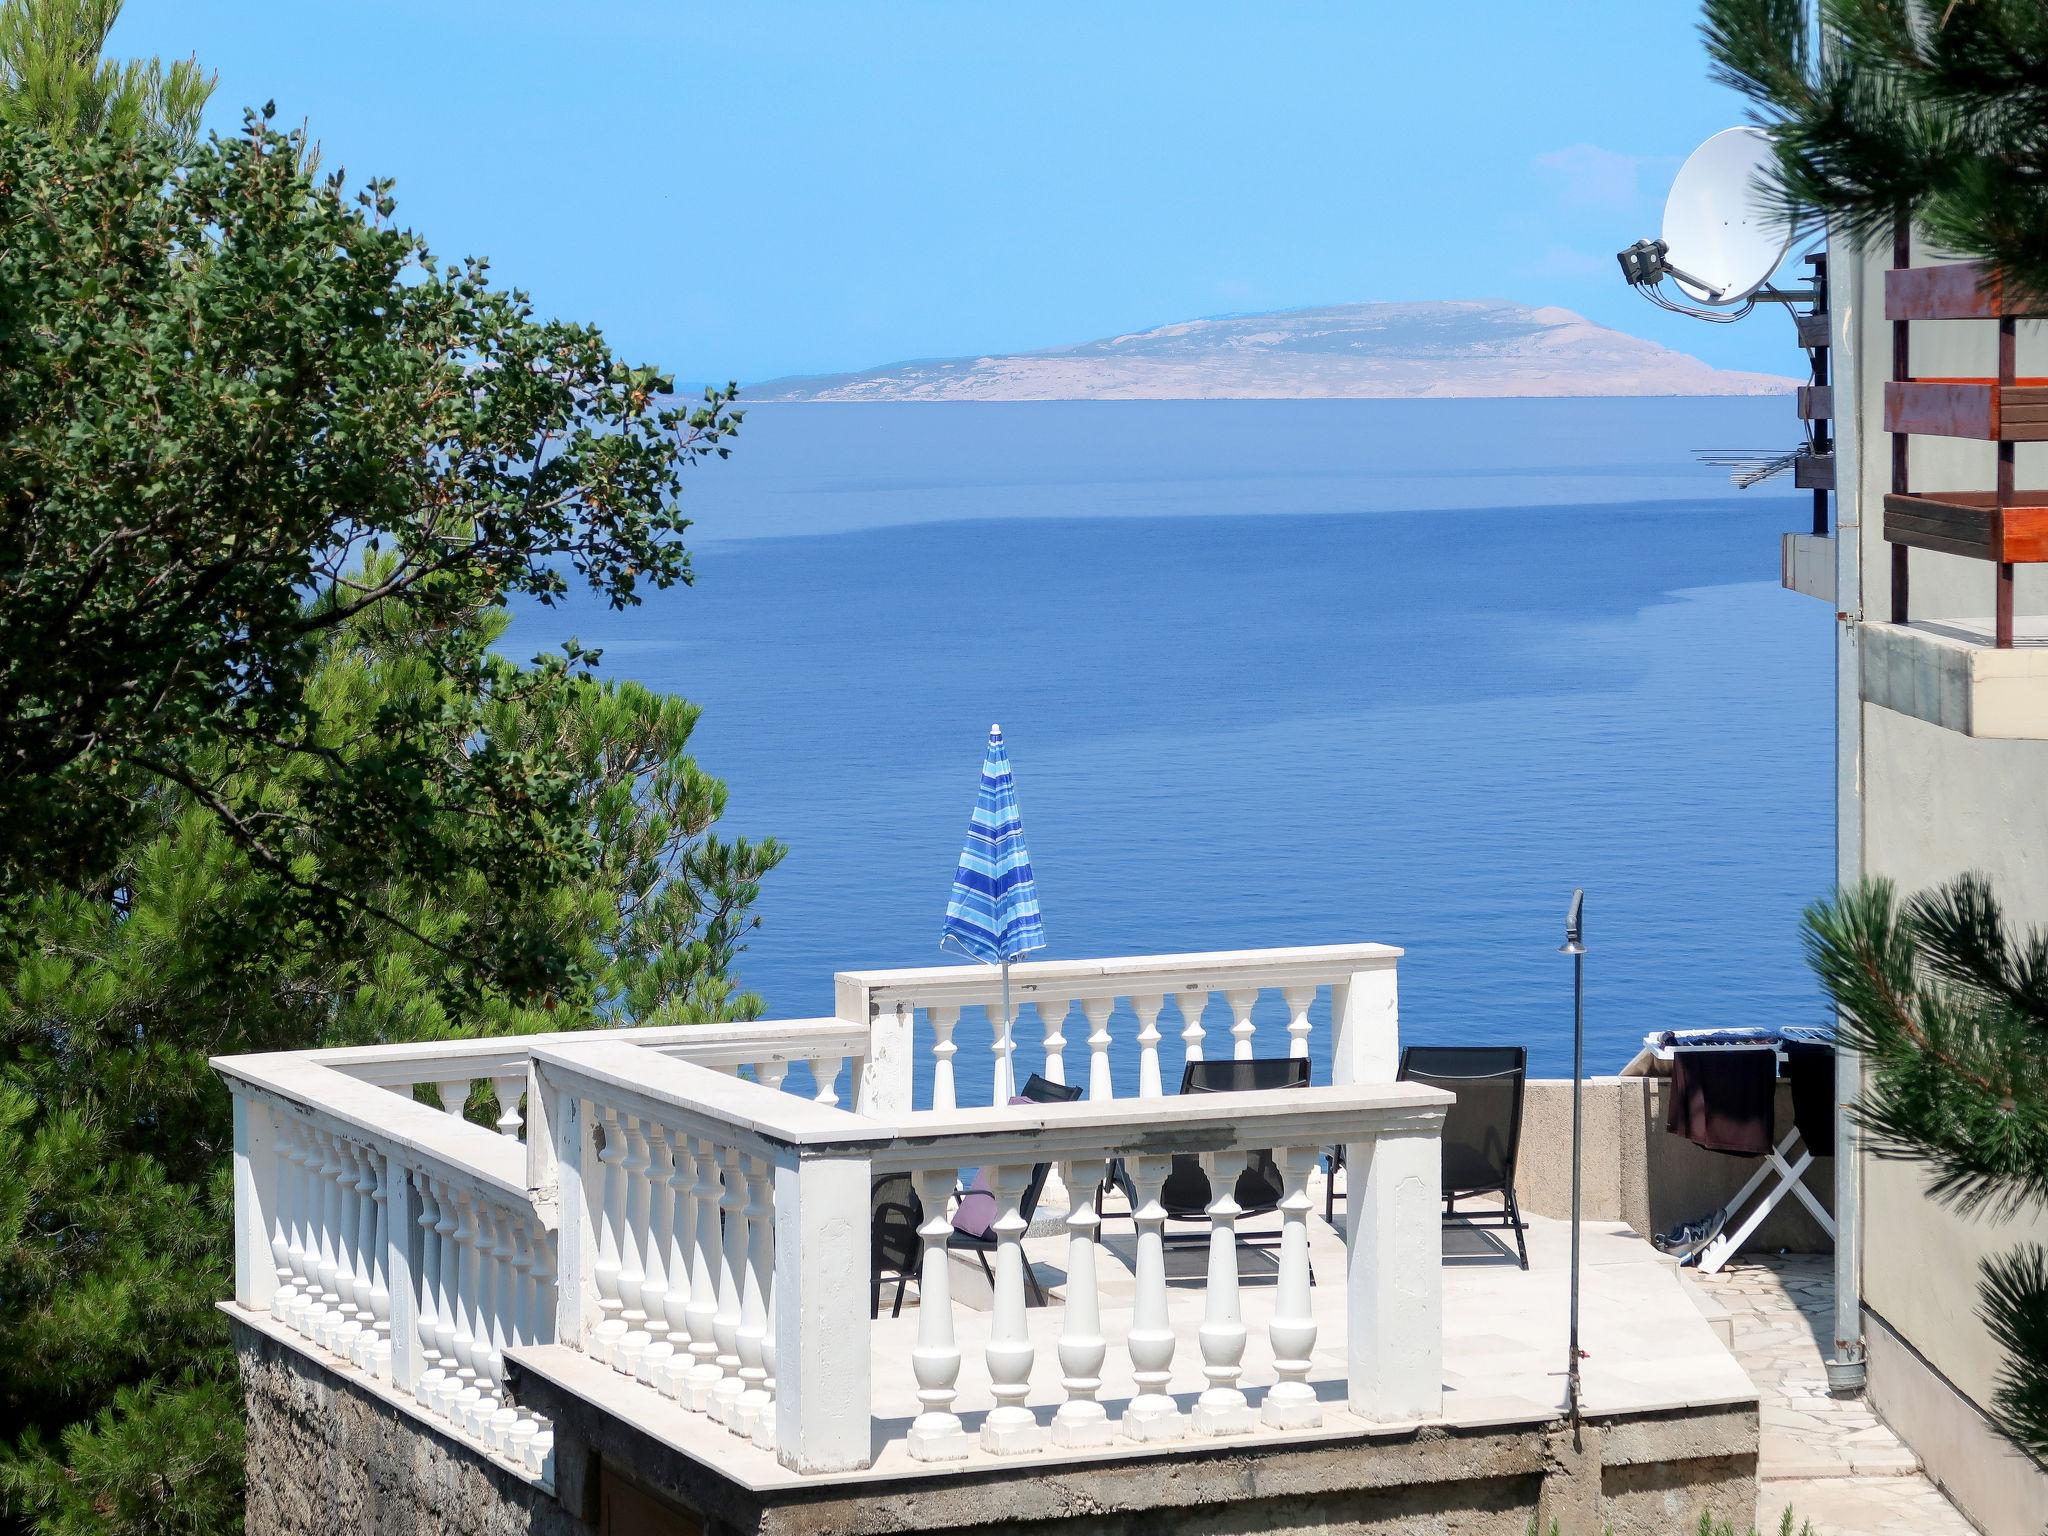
[
  {"left": 1561, "top": 890, "right": 1586, "bottom": 1447},
  {"left": 999, "top": 953, "right": 1013, "bottom": 1102}
]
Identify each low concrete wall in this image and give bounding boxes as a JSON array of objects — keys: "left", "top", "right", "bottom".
[
  {"left": 1515, "top": 1077, "right": 1833, "bottom": 1254},
  {"left": 232, "top": 1316, "right": 1755, "bottom": 1536}
]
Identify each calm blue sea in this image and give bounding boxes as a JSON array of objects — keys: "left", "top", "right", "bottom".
[{"left": 506, "top": 399, "right": 1835, "bottom": 1093}]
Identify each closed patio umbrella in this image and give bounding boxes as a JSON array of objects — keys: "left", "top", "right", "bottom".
[{"left": 941, "top": 723, "right": 1046, "bottom": 1103}]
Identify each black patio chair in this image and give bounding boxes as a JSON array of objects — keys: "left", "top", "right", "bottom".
[
  {"left": 1325, "top": 1044, "right": 1529, "bottom": 1270},
  {"left": 1104, "top": 1057, "right": 1311, "bottom": 1254},
  {"left": 869, "top": 1072, "right": 1082, "bottom": 1317}
]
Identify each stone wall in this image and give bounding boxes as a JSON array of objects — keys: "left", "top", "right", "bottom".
[{"left": 234, "top": 1317, "right": 583, "bottom": 1536}]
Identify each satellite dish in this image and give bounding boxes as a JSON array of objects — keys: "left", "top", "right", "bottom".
[{"left": 1659, "top": 127, "right": 1793, "bottom": 307}]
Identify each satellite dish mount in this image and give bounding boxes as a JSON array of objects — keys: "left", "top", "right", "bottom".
[{"left": 1618, "top": 127, "right": 1811, "bottom": 322}]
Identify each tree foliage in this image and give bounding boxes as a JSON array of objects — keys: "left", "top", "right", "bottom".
[
  {"left": 0, "top": 0, "right": 212, "bottom": 150},
  {"left": 0, "top": 109, "right": 742, "bottom": 996},
  {"left": 1804, "top": 876, "right": 2048, "bottom": 1462},
  {"left": 1702, "top": 0, "right": 2048, "bottom": 297}
]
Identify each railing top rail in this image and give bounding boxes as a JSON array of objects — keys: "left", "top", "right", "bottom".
[
  {"left": 214, "top": 1052, "right": 530, "bottom": 1206},
  {"left": 301, "top": 1017, "right": 867, "bottom": 1089},
  {"left": 838, "top": 942, "right": 1402, "bottom": 1011},
  {"left": 531, "top": 1040, "right": 888, "bottom": 1161},
  {"left": 868, "top": 1080, "right": 1450, "bottom": 1174},
  {"left": 531, "top": 1035, "right": 1447, "bottom": 1165}
]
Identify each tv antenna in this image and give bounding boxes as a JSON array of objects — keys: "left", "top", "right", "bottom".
[{"left": 1617, "top": 127, "right": 1813, "bottom": 322}]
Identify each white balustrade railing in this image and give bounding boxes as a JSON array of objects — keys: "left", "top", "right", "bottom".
[
  {"left": 217, "top": 943, "right": 1417, "bottom": 1483},
  {"left": 837, "top": 943, "right": 1402, "bottom": 1110},
  {"left": 221, "top": 1054, "right": 561, "bottom": 1484},
  {"left": 530, "top": 1031, "right": 1448, "bottom": 1477}
]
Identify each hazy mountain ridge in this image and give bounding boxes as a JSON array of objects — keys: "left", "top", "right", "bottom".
[{"left": 750, "top": 300, "right": 1795, "bottom": 401}]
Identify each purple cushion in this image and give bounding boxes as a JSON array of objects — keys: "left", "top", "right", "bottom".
[{"left": 950, "top": 1095, "right": 1035, "bottom": 1241}]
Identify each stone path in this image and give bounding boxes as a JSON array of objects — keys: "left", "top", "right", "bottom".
[{"left": 1691, "top": 1255, "right": 1977, "bottom": 1536}]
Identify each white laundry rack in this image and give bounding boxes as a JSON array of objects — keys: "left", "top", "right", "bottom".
[{"left": 1644, "top": 1030, "right": 1837, "bottom": 1274}]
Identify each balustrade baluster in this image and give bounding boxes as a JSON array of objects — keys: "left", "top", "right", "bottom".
[
  {"left": 429, "top": 1176, "right": 462, "bottom": 1420},
  {"left": 757, "top": 1059, "right": 789, "bottom": 1093},
  {"left": 469, "top": 1205, "right": 504, "bottom": 1439},
  {"left": 710, "top": 1146, "right": 748, "bottom": 1424},
  {"left": 1123, "top": 1153, "right": 1185, "bottom": 1442},
  {"left": 751, "top": 1247, "right": 778, "bottom": 1453},
  {"left": 636, "top": 1123, "right": 676, "bottom": 1386},
  {"left": 1193, "top": 1153, "right": 1252, "bottom": 1435},
  {"left": 449, "top": 1189, "right": 483, "bottom": 1432},
  {"left": 1038, "top": 998, "right": 1069, "bottom": 1086},
  {"left": 991, "top": 1003, "right": 1018, "bottom": 1104},
  {"left": 615, "top": 1115, "right": 652, "bottom": 1377},
  {"left": 312, "top": 1131, "right": 346, "bottom": 1352},
  {"left": 680, "top": 1135, "right": 724, "bottom": 1411},
  {"left": 906, "top": 1167, "right": 968, "bottom": 1461},
  {"left": 435, "top": 1079, "right": 470, "bottom": 1121},
  {"left": 734, "top": 1153, "right": 774, "bottom": 1439},
  {"left": 413, "top": 1175, "right": 446, "bottom": 1407},
  {"left": 929, "top": 1005, "right": 961, "bottom": 1111},
  {"left": 1283, "top": 986, "right": 1316, "bottom": 1062},
  {"left": 1050, "top": 1157, "right": 1114, "bottom": 1448},
  {"left": 1133, "top": 994, "right": 1166, "bottom": 1099},
  {"left": 349, "top": 1143, "right": 379, "bottom": 1367},
  {"left": 1226, "top": 988, "right": 1260, "bottom": 1061},
  {"left": 498, "top": 1218, "right": 535, "bottom": 1455},
  {"left": 275, "top": 1122, "right": 308, "bottom": 1331},
  {"left": 1082, "top": 998, "right": 1115, "bottom": 1100},
  {"left": 658, "top": 1135, "right": 696, "bottom": 1402},
  {"left": 1262, "top": 1147, "right": 1321, "bottom": 1429},
  {"left": 491, "top": 1075, "right": 525, "bottom": 1138},
  {"left": 589, "top": 1108, "right": 627, "bottom": 1366},
  {"left": 366, "top": 1153, "right": 393, "bottom": 1380},
  {"left": 979, "top": 1162, "right": 1043, "bottom": 1454},
  {"left": 813, "top": 1057, "right": 848, "bottom": 1107},
  {"left": 268, "top": 1115, "right": 300, "bottom": 1324},
  {"left": 1179, "top": 991, "right": 1207, "bottom": 1065}
]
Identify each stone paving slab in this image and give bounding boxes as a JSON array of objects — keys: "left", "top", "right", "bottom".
[{"left": 1691, "top": 1256, "right": 1977, "bottom": 1536}]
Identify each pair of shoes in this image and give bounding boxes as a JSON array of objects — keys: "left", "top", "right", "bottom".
[{"left": 1652, "top": 1206, "right": 1727, "bottom": 1264}]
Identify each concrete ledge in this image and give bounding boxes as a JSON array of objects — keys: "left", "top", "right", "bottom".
[
  {"left": 1866, "top": 1304, "right": 2048, "bottom": 1536},
  {"left": 1860, "top": 618, "right": 2048, "bottom": 739},
  {"left": 1781, "top": 533, "right": 1836, "bottom": 602}
]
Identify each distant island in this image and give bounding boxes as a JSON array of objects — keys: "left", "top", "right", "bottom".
[{"left": 748, "top": 299, "right": 1796, "bottom": 402}]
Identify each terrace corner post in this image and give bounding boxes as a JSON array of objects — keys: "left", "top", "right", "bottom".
[
  {"left": 1343, "top": 1119, "right": 1445, "bottom": 1422},
  {"left": 537, "top": 1067, "right": 596, "bottom": 1350},
  {"left": 231, "top": 1089, "right": 280, "bottom": 1311},
  {"left": 857, "top": 1000, "right": 916, "bottom": 1117},
  {"left": 1331, "top": 959, "right": 1400, "bottom": 1085},
  {"left": 772, "top": 1147, "right": 874, "bottom": 1473}
]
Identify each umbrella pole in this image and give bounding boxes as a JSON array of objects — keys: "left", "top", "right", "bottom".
[
  {"left": 1563, "top": 889, "right": 1587, "bottom": 1449},
  {"left": 999, "top": 955, "right": 1014, "bottom": 1102}
]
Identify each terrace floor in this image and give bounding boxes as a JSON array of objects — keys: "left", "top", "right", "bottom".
[
  {"left": 1694, "top": 1256, "right": 1975, "bottom": 1536},
  {"left": 525, "top": 1170, "right": 1755, "bottom": 1491}
]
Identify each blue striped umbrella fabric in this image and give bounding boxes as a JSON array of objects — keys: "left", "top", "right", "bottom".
[{"left": 941, "top": 724, "right": 1046, "bottom": 966}]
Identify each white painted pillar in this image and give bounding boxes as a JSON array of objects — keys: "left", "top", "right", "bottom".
[
  {"left": 734, "top": 1153, "right": 775, "bottom": 1439},
  {"left": 681, "top": 1134, "right": 725, "bottom": 1411},
  {"left": 1051, "top": 1158, "right": 1114, "bottom": 1449},
  {"left": 1226, "top": 987, "right": 1260, "bottom": 1060},
  {"left": 1123, "top": 1153, "right": 1185, "bottom": 1442},
  {"left": 711, "top": 1145, "right": 748, "bottom": 1424},
  {"left": 1038, "top": 998, "right": 1069, "bottom": 1087},
  {"left": 1262, "top": 1147, "right": 1321, "bottom": 1429},
  {"left": 906, "top": 1166, "right": 968, "bottom": 1461},
  {"left": 857, "top": 1001, "right": 916, "bottom": 1117},
  {"left": 1332, "top": 963, "right": 1399, "bottom": 1085},
  {"left": 1193, "top": 1153, "right": 1252, "bottom": 1436},
  {"left": 929, "top": 1006, "right": 961, "bottom": 1112},
  {"left": 772, "top": 1150, "right": 874, "bottom": 1474},
  {"left": 637, "top": 1123, "right": 676, "bottom": 1385},
  {"left": 542, "top": 1085, "right": 592, "bottom": 1354},
  {"left": 1133, "top": 993, "right": 1166, "bottom": 1099},
  {"left": 978, "top": 1162, "right": 1042, "bottom": 1454},
  {"left": 1082, "top": 998, "right": 1116, "bottom": 1101},
  {"left": 231, "top": 1094, "right": 280, "bottom": 1311},
  {"left": 1283, "top": 986, "right": 1316, "bottom": 1062},
  {"left": 1179, "top": 991, "right": 1207, "bottom": 1065},
  {"left": 1345, "top": 1128, "right": 1443, "bottom": 1422}
]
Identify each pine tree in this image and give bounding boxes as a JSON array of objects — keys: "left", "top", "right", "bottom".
[
  {"left": 1702, "top": 0, "right": 2048, "bottom": 299},
  {"left": 0, "top": 0, "right": 212, "bottom": 150},
  {"left": 1803, "top": 877, "right": 2048, "bottom": 1461}
]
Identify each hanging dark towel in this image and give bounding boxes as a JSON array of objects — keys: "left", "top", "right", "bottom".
[
  {"left": 1783, "top": 1041, "right": 1836, "bottom": 1157},
  {"left": 1666, "top": 1048, "right": 1775, "bottom": 1157}
]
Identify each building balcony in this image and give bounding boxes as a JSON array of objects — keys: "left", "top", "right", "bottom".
[
  {"left": 1860, "top": 616, "right": 2048, "bottom": 739},
  {"left": 215, "top": 943, "right": 1757, "bottom": 1535}
]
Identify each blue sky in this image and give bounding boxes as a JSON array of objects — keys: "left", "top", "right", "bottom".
[{"left": 117, "top": 2, "right": 1796, "bottom": 384}]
